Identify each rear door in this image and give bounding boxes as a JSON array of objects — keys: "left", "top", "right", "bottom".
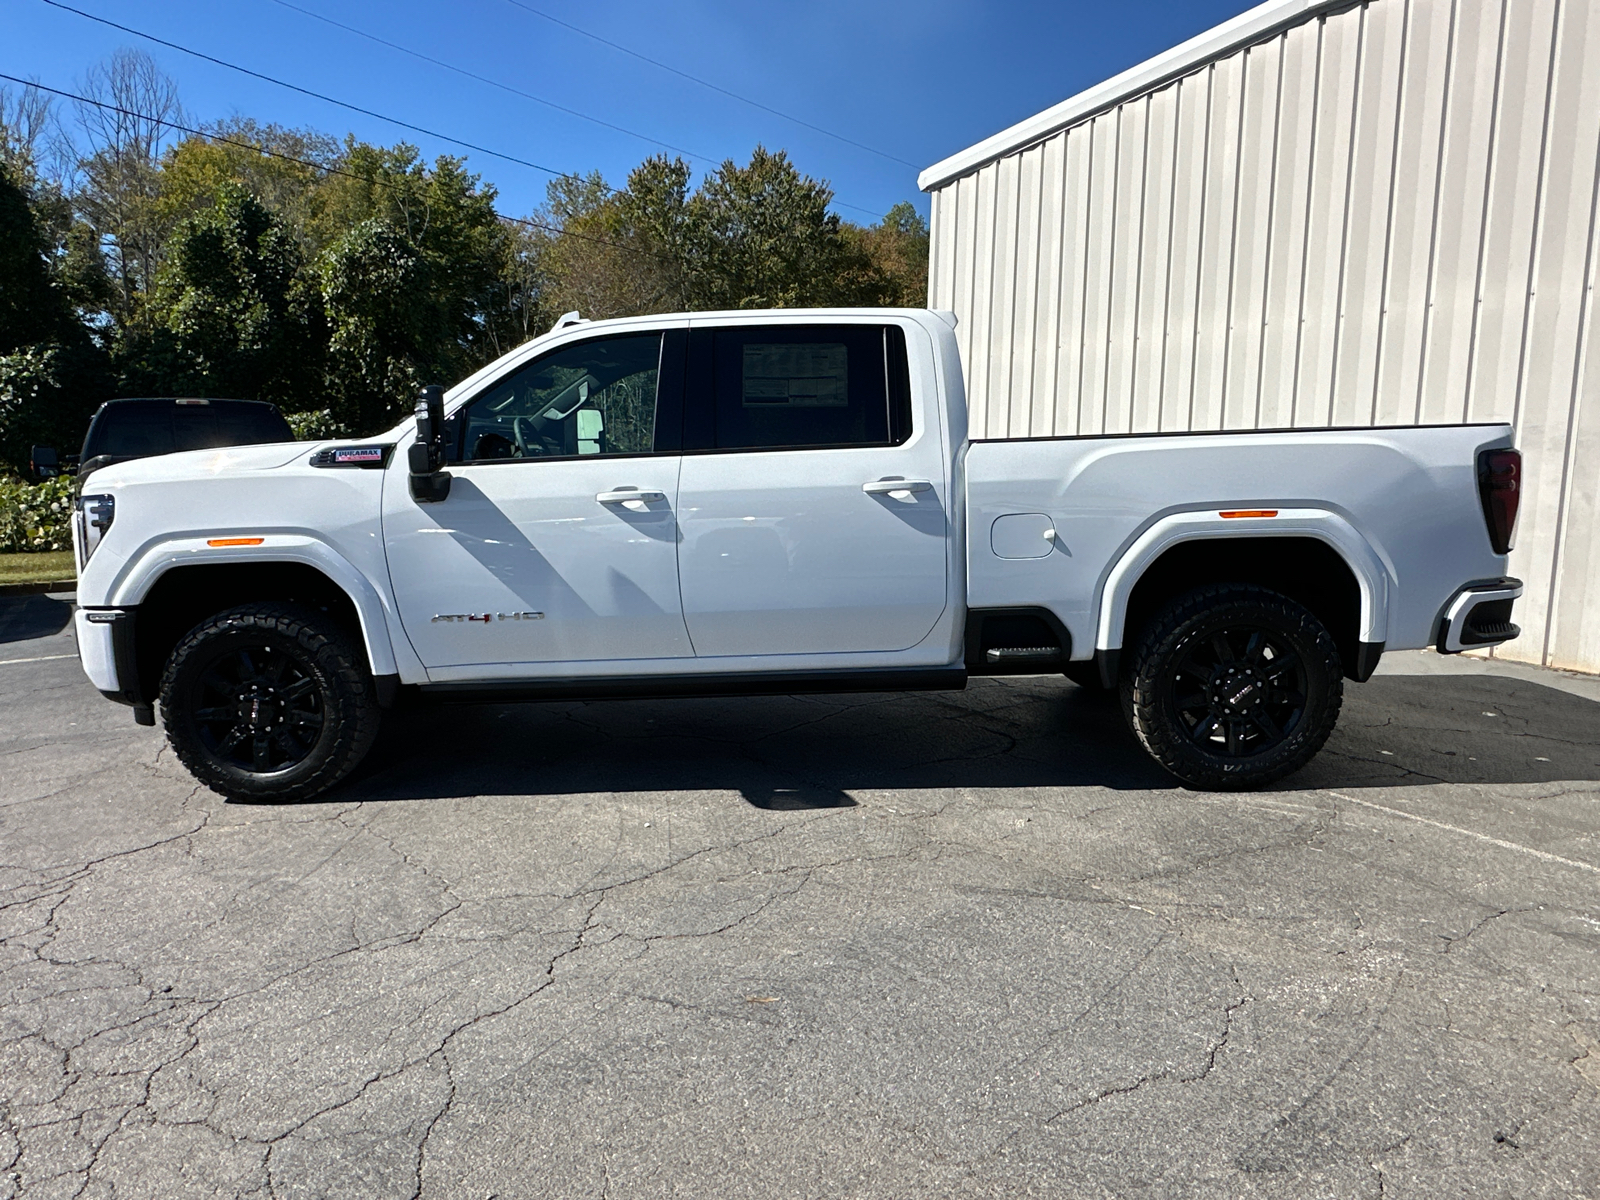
[{"left": 674, "top": 320, "right": 949, "bottom": 657}]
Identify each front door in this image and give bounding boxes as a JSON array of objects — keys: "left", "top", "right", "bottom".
[
  {"left": 675, "top": 322, "right": 949, "bottom": 657},
  {"left": 384, "top": 329, "right": 692, "bottom": 672}
]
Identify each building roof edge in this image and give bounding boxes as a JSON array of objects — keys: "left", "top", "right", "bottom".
[{"left": 918, "top": 0, "right": 1343, "bottom": 193}]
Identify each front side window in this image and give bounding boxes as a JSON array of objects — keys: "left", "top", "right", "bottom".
[{"left": 458, "top": 333, "right": 662, "bottom": 462}]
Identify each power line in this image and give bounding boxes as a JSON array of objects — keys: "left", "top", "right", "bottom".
[
  {"left": 0, "top": 71, "right": 650, "bottom": 259},
  {"left": 264, "top": 0, "right": 718, "bottom": 167},
  {"left": 41, "top": 0, "right": 574, "bottom": 180},
  {"left": 39, "top": 0, "right": 893, "bottom": 220},
  {"left": 498, "top": 0, "right": 922, "bottom": 171}
]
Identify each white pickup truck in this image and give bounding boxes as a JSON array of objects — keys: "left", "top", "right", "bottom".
[{"left": 70, "top": 308, "right": 1523, "bottom": 800}]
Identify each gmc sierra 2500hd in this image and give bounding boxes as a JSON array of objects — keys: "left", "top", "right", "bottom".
[{"left": 71, "top": 308, "right": 1523, "bottom": 800}]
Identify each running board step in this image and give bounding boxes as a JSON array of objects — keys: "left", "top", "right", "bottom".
[{"left": 985, "top": 647, "right": 1064, "bottom": 662}]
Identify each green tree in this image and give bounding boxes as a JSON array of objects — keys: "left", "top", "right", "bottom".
[
  {"left": 687, "top": 146, "right": 861, "bottom": 310},
  {"left": 314, "top": 146, "right": 511, "bottom": 430},
  {"left": 0, "top": 161, "right": 108, "bottom": 471},
  {"left": 124, "top": 182, "right": 323, "bottom": 405},
  {"left": 71, "top": 50, "right": 185, "bottom": 327},
  {"left": 842, "top": 201, "right": 930, "bottom": 308}
]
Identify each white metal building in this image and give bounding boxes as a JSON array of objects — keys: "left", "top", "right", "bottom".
[{"left": 921, "top": 0, "right": 1600, "bottom": 674}]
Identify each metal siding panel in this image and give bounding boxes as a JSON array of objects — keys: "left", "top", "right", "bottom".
[
  {"left": 987, "top": 154, "right": 1022, "bottom": 438},
  {"left": 928, "top": 186, "right": 953, "bottom": 309},
  {"left": 1162, "top": 72, "right": 1215, "bottom": 430},
  {"left": 968, "top": 168, "right": 998, "bottom": 435},
  {"left": 1258, "top": 18, "right": 1325, "bottom": 429},
  {"left": 1009, "top": 146, "right": 1045, "bottom": 437},
  {"left": 951, "top": 173, "right": 979, "bottom": 415},
  {"left": 1331, "top": 0, "right": 1409, "bottom": 426},
  {"left": 1223, "top": 38, "right": 1285, "bottom": 430},
  {"left": 1192, "top": 55, "right": 1248, "bottom": 430},
  {"left": 1548, "top": 218, "right": 1600, "bottom": 672},
  {"left": 1513, "top": 0, "right": 1600, "bottom": 670},
  {"left": 990, "top": 157, "right": 1020, "bottom": 438},
  {"left": 1106, "top": 99, "right": 1151, "bottom": 434},
  {"left": 1133, "top": 86, "right": 1180, "bottom": 432},
  {"left": 1465, "top": 0, "right": 1560, "bottom": 424},
  {"left": 1078, "top": 113, "right": 1121, "bottom": 433},
  {"left": 1374, "top": 0, "right": 1457, "bottom": 424},
  {"left": 1053, "top": 126, "right": 1094, "bottom": 435},
  {"left": 1031, "top": 133, "right": 1067, "bottom": 437},
  {"left": 1416, "top": 0, "right": 1508, "bottom": 424},
  {"left": 1297, "top": 8, "right": 1364, "bottom": 428}
]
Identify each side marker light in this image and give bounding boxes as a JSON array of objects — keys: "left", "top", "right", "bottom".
[
  {"left": 207, "top": 537, "right": 265, "bottom": 547},
  {"left": 1219, "top": 510, "right": 1278, "bottom": 519}
]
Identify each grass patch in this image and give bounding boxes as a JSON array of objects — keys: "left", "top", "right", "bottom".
[{"left": 0, "top": 550, "right": 77, "bottom": 586}]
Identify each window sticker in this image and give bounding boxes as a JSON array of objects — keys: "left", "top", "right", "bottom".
[{"left": 741, "top": 343, "right": 848, "bottom": 407}]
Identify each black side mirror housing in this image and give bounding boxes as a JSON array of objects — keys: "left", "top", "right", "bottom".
[
  {"left": 408, "top": 384, "right": 452, "bottom": 503},
  {"left": 30, "top": 445, "right": 60, "bottom": 480}
]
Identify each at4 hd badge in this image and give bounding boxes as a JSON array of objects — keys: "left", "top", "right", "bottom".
[{"left": 431, "top": 611, "right": 545, "bottom": 623}]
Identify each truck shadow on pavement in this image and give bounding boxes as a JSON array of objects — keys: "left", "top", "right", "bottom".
[
  {"left": 0, "top": 594, "right": 72, "bottom": 645},
  {"left": 333, "top": 672, "right": 1600, "bottom": 806}
]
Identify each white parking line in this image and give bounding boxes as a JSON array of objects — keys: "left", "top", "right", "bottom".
[
  {"left": 1328, "top": 789, "right": 1600, "bottom": 875},
  {"left": 0, "top": 653, "right": 77, "bottom": 666}
]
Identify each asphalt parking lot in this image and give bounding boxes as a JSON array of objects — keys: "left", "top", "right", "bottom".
[{"left": 2, "top": 591, "right": 1598, "bottom": 1199}]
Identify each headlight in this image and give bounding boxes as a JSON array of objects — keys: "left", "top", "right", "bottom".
[{"left": 76, "top": 493, "right": 114, "bottom": 567}]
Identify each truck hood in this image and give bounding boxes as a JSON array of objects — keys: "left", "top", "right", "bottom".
[{"left": 83, "top": 441, "right": 321, "bottom": 489}]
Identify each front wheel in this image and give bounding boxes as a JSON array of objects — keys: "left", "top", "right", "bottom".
[
  {"left": 1122, "top": 584, "right": 1342, "bottom": 790},
  {"left": 160, "top": 603, "right": 380, "bottom": 802}
]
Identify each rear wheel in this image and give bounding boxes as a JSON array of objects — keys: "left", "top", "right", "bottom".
[
  {"left": 160, "top": 603, "right": 380, "bottom": 802},
  {"left": 1121, "top": 584, "right": 1342, "bottom": 790}
]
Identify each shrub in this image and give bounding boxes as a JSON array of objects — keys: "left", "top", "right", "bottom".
[
  {"left": 284, "top": 409, "right": 350, "bottom": 441},
  {"left": 0, "top": 474, "right": 75, "bottom": 553}
]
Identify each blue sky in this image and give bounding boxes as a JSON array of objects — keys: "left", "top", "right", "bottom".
[{"left": 3, "top": 0, "right": 1260, "bottom": 223}]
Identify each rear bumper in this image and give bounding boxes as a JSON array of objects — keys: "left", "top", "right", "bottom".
[{"left": 1436, "top": 577, "right": 1522, "bottom": 653}]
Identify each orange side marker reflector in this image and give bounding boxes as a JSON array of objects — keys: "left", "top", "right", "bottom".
[
  {"left": 1219, "top": 510, "right": 1278, "bottom": 519},
  {"left": 207, "top": 537, "right": 265, "bottom": 547}
]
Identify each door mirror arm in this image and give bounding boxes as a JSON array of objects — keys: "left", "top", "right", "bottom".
[{"left": 409, "top": 384, "right": 453, "bottom": 503}]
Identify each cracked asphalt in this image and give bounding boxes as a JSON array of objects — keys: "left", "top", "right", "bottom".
[{"left": 2, "top": 591, "right": 1598, "bottom": 1199}]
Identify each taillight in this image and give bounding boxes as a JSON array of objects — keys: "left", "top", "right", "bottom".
[{"left": 1477, "top": 448, "right": 1520, "bottom": 555}]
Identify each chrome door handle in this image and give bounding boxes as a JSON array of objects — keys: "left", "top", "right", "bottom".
[
  {"left": 597, "top": 489, "right": 666, "bottom": 504},
  {"left": 862, "top": 479, "right": 933, "bottom": 495}
]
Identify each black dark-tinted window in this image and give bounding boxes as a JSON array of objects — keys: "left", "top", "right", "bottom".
[
  {"left": 81, "top": 399, "right": 292, "bottom": 461},
  {"left": 459, "top": 333, "right": 662, "bottom": 462},
  {"left": 707, "top": 325, "right": 906, "bottom": 451}
]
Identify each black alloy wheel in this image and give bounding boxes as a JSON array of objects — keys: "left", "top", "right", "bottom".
[
  {"left": 1172, "top": 625, "right": 1306, "bottom": 755},
  {"left": 161, "top": 603, "right": 381, "bottom": 802},
  {"left": 1122, "top": 584, "right": 1343, "bottom": 790},
  {"left": 192, "top": 644, "right": 324, "bottom": 773}
]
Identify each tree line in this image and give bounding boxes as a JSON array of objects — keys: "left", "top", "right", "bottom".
[{"left": 0, "top": 50, "right": 929, "bottom": 473}]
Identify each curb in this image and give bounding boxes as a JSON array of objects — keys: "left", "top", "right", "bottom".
[{"left": 0, "top": 580, "right": 76, "bottom": 598}]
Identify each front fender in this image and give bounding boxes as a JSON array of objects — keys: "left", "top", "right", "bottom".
[
  {"left": 108, "top": 534, "right": 400, "bottom": 678},
  {"left": 1095, "top": 508, "right": 1393, "bottom": 652}
]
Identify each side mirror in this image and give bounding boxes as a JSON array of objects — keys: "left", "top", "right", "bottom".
[
  {"left": 408, "top": 384, "right": 452, "bottom": 503},
  {"left": 30, "top": 445, "right": 60, "bottom": 480}
]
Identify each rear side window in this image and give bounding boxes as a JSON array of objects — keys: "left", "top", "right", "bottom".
[
  {"left": 692, "top": 325, "right": 912, "bottom": 452},
  {"left": 211, "top": 403, "right": 294, "bottom": 446},
  {"left": 83, "top": 401, "right": 174, "bottom": 459}
]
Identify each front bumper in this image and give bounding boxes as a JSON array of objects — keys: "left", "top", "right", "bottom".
[
  {"left": 1436, "top": 577, "right": 1522, "bottom": 653},
  {"left": 75, "top": 607, "right": 154, "bottom": 724}
]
